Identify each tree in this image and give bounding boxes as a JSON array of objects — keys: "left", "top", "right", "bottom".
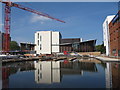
[
  {"left": 95, "top": 42, "right": 106, "bottom": 54},
  {"left": 10, "top": 41, "right": 20, "bottom": 51}
]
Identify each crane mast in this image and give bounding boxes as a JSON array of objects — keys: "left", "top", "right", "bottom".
[
  {"left": 0, "top": 0, "right": 65, "bottom": 53},
  {"left": 4, "top": 3, "right": 11, "bottom": 52}
]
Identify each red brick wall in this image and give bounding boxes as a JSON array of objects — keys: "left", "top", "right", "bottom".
[{"left": 109, "top": 11, "right": 120, "bottom": 56}]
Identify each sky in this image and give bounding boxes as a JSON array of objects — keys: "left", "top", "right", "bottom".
[{"left": 0, "top": 2, "right": 119, "bottom": 45}]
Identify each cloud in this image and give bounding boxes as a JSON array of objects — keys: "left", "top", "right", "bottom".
[{"left": 31, "top": 14, "right": 51, "bottom": 24}]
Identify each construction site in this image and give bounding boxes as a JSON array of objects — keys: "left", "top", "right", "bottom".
[
  {"left": 0, "top": 1, "right": 120, "bottom": 89},
  {"left": 0, "top": 0, "right": 65, "bottom": 54}
]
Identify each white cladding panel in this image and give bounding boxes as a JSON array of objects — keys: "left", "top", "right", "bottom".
[
  {"left": 52, "top": 32, "right": 60, "bottom": 44},
  {"left": 40, "top": 31, "right": 52, "bottom": 54},
  {"left": 52, "top": 46, "right": 59, "bottom": 53}
]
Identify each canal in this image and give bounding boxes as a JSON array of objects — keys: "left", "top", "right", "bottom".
[{"left": 2, "top": 58, "right": 120, "bottom": 88}]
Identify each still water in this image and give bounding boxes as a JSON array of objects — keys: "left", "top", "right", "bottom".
[{"left": 2, "top": 58, "right": 120, "bottom": 88}]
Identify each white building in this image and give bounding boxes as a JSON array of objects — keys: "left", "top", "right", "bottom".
[
  {"left": 35, "top": 31, "right": 61, "bottom": 54},
  {"left": 103, "top": 15, "right": 115, "bottom": 56}
]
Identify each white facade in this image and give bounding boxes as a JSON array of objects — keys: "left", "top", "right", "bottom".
[
  {"left": 35, "top": 31, "right": 61, "bottom": 54},
  {"left": 103, "top": 15, "right": 115, "bottom": 56}
]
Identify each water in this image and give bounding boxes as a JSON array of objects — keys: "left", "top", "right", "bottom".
[{"left": 2, "top": 58, "right": 120, "bottom": 88}]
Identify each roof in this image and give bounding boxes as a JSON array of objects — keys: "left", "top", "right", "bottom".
[
  {"left": 60, "top": 39, "right": 96, "bottom": 46},
  {"left": 60, "top": 43, "right": 72, "bottom": 45},
  {"left": 20, "top": 42, "right": 36, "bottom": 45}
]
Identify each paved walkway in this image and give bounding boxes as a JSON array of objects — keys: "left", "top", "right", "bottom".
[{"left": 95, "top": 56, "right": 120, "bottom": 62}]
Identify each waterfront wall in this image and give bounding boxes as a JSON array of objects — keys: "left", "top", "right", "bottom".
[{"left": 78, "top": 52, "right": 101, "bottom": 56}]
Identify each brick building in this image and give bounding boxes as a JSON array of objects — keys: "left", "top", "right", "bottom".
[{"left": 109, "top": 10, "right": 120, "bottom": 57}]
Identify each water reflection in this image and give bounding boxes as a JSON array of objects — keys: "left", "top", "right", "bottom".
[
  {"left": 34, "top": 60, "right": 98, "bottom": 84},
  {"left": 2, "top": 61, "right": 35, "bottom": 88},
  {"left": 34, "top": 61, "right": 61, "bottom": 84},
  {"left": 2, "top": 59, "right": 120, "bottom": 88},
  {"left": 105, "top": 62, "right": 120, "bottom": 89}
]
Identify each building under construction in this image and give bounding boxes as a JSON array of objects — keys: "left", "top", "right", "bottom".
[{"left": 20, "top": 42, "right": 36, "bottom": 54}]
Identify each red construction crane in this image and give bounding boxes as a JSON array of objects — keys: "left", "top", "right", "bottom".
[{"left": 0, "top": 0, "right": 65, "bottom": 53}]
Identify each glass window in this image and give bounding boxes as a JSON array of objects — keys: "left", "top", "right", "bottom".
[
  {"left": 112, "top": 49, "right": 116, "bottom": 54},
  {"left": 38, "top": 33, "right": 39, "bottom": 39},
  {"left": 40, "top": 73, "right": 42, "bottom": 79},
  {"left": 118, "top": 50, "right": 120, "bottom": 56},
  {"left": 40, "top": 44, "right": 42, "bottom": 50},
  {"left": 40, "top": 64, "right": 42, "bottom": 70},
  {"left": 38, "top": 40, "right": 39, "bottom": 46},
  {"left": 40, "top": 36, "right": 42, "bottom": 41}
]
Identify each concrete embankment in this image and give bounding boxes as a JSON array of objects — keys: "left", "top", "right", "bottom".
[
  {"left": 2, "top": 56, "right": 68, "bottom": 63},
  {"left": 2, "top": 57, "right": 40, "bottom": 63},
  {"left": 95, "top": 56, "right": 120, "bottom": 62}
]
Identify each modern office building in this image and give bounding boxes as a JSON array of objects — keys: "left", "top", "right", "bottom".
[
  {"left": 103, "top": 15, "right": 115, "bottom": 56},
  {"left": 60, "top": 39, "right": 96, "bottom": 52},
  {"left": 60, "top": 38, "right": 81, "bottom": 52},
  {"left": 109, "top": 11, "right": 120, "bottom": 57},
  {"left": 35, "top": 31, "right": 96, "bottom": 54},
  {"left": 35, "top": 31, "right": 61, "bottom": 54}
]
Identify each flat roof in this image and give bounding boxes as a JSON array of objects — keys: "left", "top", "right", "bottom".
[{"left": 60, "top": 39, "right": 96, "bottom": 46}]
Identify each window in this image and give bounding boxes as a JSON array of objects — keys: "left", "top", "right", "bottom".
[
  {"left": 40, "top": 73, "right": 42, "bottom": 79},
  {"left": 40, "top": 36, "right": 42, "bottom": 41},
  {"left": 38, "top": 33, "right": 39, "bottom": 39},
  {"left": 38, "top": 40, "right": 39, "bottom": 46},
  {"left": 118, "top": 50, "right": 120, "bottom": 56},
  {"left": 40, "top": 44, "right": 42, "bottom": 50},
  {"left": 112, "top": 49, "right": 116, "bottom": 54},
  {"left": 38, "top": 69, "right": 39, "bottom": 74},
  {"left": 40, "top": 64, "right": 42, "bottom": 70}
]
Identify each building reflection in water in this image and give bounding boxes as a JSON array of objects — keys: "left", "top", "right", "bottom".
[
  {"left": 0, "top": 60, "right": 2, "bottom": 90},
  {"left": 1, "top": 60, "right": 120, "bottom": 88},
  {"left": 34, "top": 60, "right": 98, "bottom": 84},
  {"left": 105, "top": 63, "right": 112, "bottom": 88},
  {"left": 105, "top": 62, "right": 120, "bottom": 89},
  {"left": 2, "top": 61, "right": 35, "bottom": 88},
  {"left": 34, "top": 61, "right": 61, "bottom": 84}
]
